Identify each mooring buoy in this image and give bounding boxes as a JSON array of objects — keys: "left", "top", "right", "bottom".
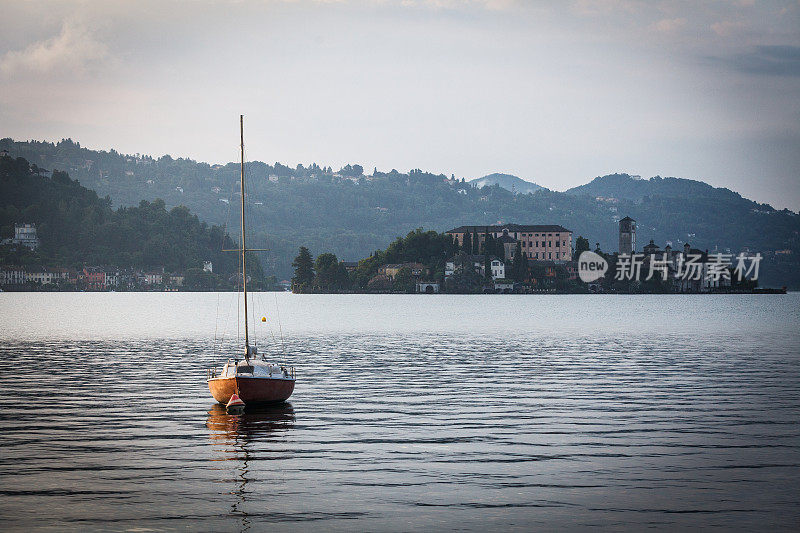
[{"left": 226, "top": 393, "right": 245, "bottom": 414}]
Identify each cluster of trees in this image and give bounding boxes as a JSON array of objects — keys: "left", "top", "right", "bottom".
[
  {"left": 4, "top": 138, "right": 799, "bottom": 289},
  {"left": 291, "top": 229, "right": 462, "bottom": 293},
  {"left": 0, "top": 155, "right": 266, "bottom": 288},
  {"left": 290, "top": 246, "right": 350, "bottom": 293},
  {"left": 290, "top": 227, "right": 584, "bottom": 294}
]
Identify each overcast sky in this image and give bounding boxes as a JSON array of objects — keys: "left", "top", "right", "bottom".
[{"left": 1, "top": 0, "right": 798, "bottom": 208}]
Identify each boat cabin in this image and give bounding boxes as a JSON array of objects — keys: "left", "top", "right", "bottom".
[{"left": 208, "top": 359, "right": 295, "bottom": 380}]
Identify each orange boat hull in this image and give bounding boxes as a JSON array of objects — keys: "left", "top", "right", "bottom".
[{"left": 208, "top": 377, "right": 295, "bottom": 404}]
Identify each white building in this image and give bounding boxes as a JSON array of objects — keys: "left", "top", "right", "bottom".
[
  {"left": 105, "top": 271, "right": 120, "bottom": 288},
  {"left": 0, "top": 266, "right": 25, "bottom": 285},
  {"left": 25, "top": 267, "right": 69, "bottom": 285},
  {"left": 0, "top": 266, "right": 69, "bottom": 286},
  {"left": 203, "top": 261, "right": 213, "bottom": 273},
  {"left": 416, "top": 281, "right": 440, "bottom": 293},
  {"left": 490, "top": 258, "right": 505, "bottom": 280},
  {"left": 13, "top": 223, "right": 39, "bottom": 249},
  {"left": 445, "top": 255, "right": 505, "bottom": 280}
]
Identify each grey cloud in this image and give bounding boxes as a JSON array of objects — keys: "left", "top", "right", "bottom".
[{"left": 711, "top": 45, "right": 800, "bottom": 77}]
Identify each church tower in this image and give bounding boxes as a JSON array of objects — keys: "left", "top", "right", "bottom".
[{"left": 619, "top": 216, "right": 636, "bottom": 255}]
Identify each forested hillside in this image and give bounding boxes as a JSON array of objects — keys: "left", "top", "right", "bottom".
[
  {"left": 3, "top": 138, "right": 798, "bottom": 287},
  {"left": 0, "top": 154, "right": 262, "bottom": 281}
]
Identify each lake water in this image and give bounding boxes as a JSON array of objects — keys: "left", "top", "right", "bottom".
[{"left": 1, "top": 293, "right": 799, "bottom": 531}]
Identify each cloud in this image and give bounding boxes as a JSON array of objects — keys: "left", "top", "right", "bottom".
[
  {"left": 0, "top": 21, "right": 109, "bottom": 76},
  {"left": 710, "top": 20, "right": 746, "bottom": 36},
  {"left": 391, "top": 0, "right": 516, "bottom": 10},
  {"left": 571, "top": 0, "right": 639, "bottom": 16},
  {"left": 651, "top": 17, "right": 687, "bottom": 33},
  {"left": 710, "top": 45, "right": 800, "bottom": 77}
]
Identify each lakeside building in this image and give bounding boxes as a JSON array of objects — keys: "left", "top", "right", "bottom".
[
  {"left": 83, "top": 267, "right": 106, "bottom": 291},
  {"left": 378, "top": 262, "right": 426, "bottom": 280},
  {"left": 1, "top": 264, "right": 206, "bottom": 291},
  {"left": 0, "top": 265, "right": 70, "bottom": 286},
  {"left": 445, "top": 255, "right": 506, "bottom": 280},
  {"left": 445, "top": 224, "right": 573, "bottom": 262},
  {"left": 637, "top": 240, "right": 733, "bottom": 293}
]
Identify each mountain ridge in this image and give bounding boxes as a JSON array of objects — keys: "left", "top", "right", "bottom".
[
  {"left": 565, "top": 173, "right": 748, "bottom": 204},
  {"left": 2, "top": 137, "right": 798, "bottom": 288}
]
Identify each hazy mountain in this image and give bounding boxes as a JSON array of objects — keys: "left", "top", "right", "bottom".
[
  {"left": 469, "top": 173, "right": 543, "bottom": 194},
  {"left": 3, "top": 138, "right": 798, "bottom": 288}
]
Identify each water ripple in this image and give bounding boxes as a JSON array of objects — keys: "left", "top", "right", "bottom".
[{"left": 0, "top": 326, "right": 799, "bottom": 531}]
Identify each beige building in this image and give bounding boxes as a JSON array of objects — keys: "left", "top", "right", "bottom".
[
  {"left": 446, "top": 224, "right": 573, "bottom": 262},
  {"left": 378, "top": 262, "right": 426, "bottom": 280}
]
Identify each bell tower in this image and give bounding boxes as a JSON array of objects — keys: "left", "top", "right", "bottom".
[{"left": 619, "top": 216, "right": 636, "bottom": 255}]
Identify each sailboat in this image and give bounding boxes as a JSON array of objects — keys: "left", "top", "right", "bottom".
[{"left": 207, "top": 115, "right": 296, "bottom": 405}]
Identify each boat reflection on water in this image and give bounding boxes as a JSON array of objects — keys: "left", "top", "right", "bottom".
[
  {"left": 206, "top": 402, "right": 295, "bottom": 443},
  {"left": 206, "top": 403, "right": 295, "bottom": 530}
]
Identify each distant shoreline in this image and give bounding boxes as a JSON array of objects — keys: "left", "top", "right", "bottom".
[{"left": 0, "top": 288, "right": 788, "bottom": 295}]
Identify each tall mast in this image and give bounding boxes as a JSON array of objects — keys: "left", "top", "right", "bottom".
[{"left": 240, "top": 114, "right": 250, "bottom": 358}]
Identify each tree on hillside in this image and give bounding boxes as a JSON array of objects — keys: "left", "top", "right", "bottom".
[
  {"left": 445, "top": 254, "right": 482, "bottom": 293},
  {"left": 484, "top": 254, "right": 492, "bottom": 281},
  {"left": 291, "top": 246, "right": 314, "bottom": 292},
  {"left": 575, "top": 235, "right": 590, "bottom": 256},
  {"left": 462, "top": 232, "right": 472, "bottom": 254},
  {"left": 512, "top": 241, "right": 527, "bottom": 281},
  {"left": 314, "top": 252, "right": 349, "bottom": 292},
  {"left": 184, "top": 268, "right": 219, "bottom": 291},
  {"left": 471, "top": 230, "right": 480, "bottom": 255},
  {"left": 394, "top": 266, "right": 416, "bottom": 293}
]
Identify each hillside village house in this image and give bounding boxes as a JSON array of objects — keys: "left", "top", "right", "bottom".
[
  {"left": 13, "top": 223, "right": 39, "bottom": 250},
  {"left": 446, "top": 224, "right": 573, "bottom": 262}
]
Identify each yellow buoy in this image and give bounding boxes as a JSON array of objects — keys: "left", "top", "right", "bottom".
[{"left": 261, "top": 316, "right": 267, "bottom": 322}]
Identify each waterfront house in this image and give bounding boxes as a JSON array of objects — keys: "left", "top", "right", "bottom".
[
  {"left": 26, "top": 266, "right": 69, "bottom": 286},
  {"left": 0, "top": 265, "right": 26, "bottom": 286},
  {"left": 445, "top": 255, "right": 506, "bottom": 280},
  {"left": 490, "top": 258, "right": 505, "bottom": 279},
  {"left": 83, "top": 267, "right": 106, "bottom": 291},
  {"left": 144, "top": 272, "right": 163, "bottom": 286}
]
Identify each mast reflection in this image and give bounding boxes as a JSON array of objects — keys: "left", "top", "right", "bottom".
[{"left": 206, "top": 403, "right": 295, "bottom": 532}]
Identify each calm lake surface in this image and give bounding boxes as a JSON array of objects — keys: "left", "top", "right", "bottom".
[{"left": 1, "top": 292, "right": 799, "bottom": 531}]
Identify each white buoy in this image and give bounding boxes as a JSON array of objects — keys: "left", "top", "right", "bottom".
[{"left": 226, "top": 393, "right": 245, "bottom": 414}]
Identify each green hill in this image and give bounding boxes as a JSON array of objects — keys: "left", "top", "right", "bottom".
[
  {"left": 0, "top": 153, "right": 263, "bottom": 285},
  {"left": 566, "top": 173, "right": 742, "bottom": 202},
  {"left": 2, "top": 138, "right": 798, "bottom": 288}
]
